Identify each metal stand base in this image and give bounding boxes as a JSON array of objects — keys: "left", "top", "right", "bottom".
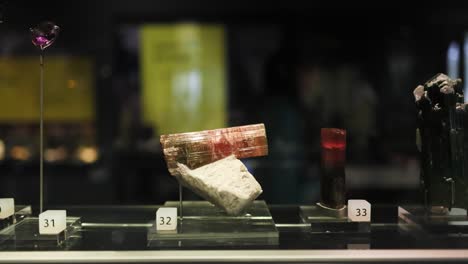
[
  {"left": 300, "top": 203, "right": 370, "bottom": 233},
  {"left": 147, "top": 200, "right": 278, "bottom": 248},
  {"left": 399, "top": 205, "right": 468, "bottom": 235},
  {"left": 0, "top": 217, "right": 81, "bottom": 249},
  {"left": 0, "top": 205, "right": 33, "bottom": 231}
]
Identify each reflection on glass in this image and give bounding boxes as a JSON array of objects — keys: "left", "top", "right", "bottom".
[
  {"left": 76, "top": 146, "right": 98, "bottom": 164},
  {"left": 0, "top": 139, "right": 4, "bottom": 160},
  {"left": 10, "top": 145, "right": 31, "bottom": 161},
  {"left": 447, "top": 41, "right": 460, "bottom": 79},
  {"left": 44, "top": 146, "right": 67, "bottom": 163},
  {"left": 464, "top": 33, "right": 468, "bottom": 102}
]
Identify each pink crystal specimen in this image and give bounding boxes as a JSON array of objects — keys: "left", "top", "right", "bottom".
[
  {"left": 30, "top": 21, "right": 60, "bottom": 50},
  {"left": 160, "top": 123, "right": 268, "bottom": 176}
]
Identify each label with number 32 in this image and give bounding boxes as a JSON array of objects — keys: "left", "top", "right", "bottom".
[{"left": 156, "top": 207, "right": 177, "bottom": 231}]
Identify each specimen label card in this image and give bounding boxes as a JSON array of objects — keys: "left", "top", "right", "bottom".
[
  {"left": 347, "top": 200, "right": 371, "bottom": 222},
  {"left": 156, "top": 207, "right": 177, "bottom": 231},
  {"left": 39, "top": 210, "right": 67, "bottom": 235},
  {"left": 0, "top": 198, "right": 14, "bottom": 219}
]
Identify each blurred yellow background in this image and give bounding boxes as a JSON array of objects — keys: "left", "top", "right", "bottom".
[
  {"left": 0, "top": 56, "right": 95, "bottom": 122},
  {"left": 140, "top": 23, "right": 227, "bottom": 135}
]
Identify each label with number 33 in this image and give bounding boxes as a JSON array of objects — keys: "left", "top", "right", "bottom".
[{"left": 347, "top": 200, "right": 371, "bottom": 222}]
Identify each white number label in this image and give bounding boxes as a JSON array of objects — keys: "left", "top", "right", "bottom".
[
  {"left": 0, "top": 198, "right": 14, "bottom": 219},
  {"left": 348, "top": 200, "right": 371, "bottom": 222},
  {"left": 39, "top": 210, "right": 66, "bottom": 234},
  {"left": 156, "top": 207, "right": 177, "bottom": 231}
]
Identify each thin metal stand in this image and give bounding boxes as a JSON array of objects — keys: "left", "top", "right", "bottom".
[
  {"left": 39, "top": 52, "right": 44, "bottom": 214},
  {"left": 178, "top": 183, "right": 183, "bottom": 221}
]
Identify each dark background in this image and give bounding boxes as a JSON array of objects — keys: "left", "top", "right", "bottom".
[{"left": 0, "top": 0, "right": 466, "bottom": 210}]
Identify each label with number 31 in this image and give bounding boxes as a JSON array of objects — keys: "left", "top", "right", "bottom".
[
  {"left": 39, "top": 210, "right": 67, "bottom": 235},
  {"left": 347, "top": 200, "right": 371, "bottom": 222},
  {"left": 156, "top": 207, "right": 177, "bottom": 231}
]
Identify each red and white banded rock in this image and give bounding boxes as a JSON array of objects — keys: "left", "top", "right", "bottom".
[{"left": 160, "top": 123, "right": 268, "bottom": 176}]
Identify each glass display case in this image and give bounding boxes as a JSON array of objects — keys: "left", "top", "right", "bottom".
[{"left": 1, "top": 1, "right": 468, "bottom": 263}]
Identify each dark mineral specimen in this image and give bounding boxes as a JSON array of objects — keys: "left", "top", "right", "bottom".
[
  {"left": 414, "top": 73, "right": 468, "bottom": 212},
  {"left": 320, "top": 128, "right": 347, "bottom": 210}
]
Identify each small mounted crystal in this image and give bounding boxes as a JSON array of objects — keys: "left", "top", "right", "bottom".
[
  {"left": 160, "top": 123, "right": 268, "bottom": 176},
  {"left": 30, "top": 21, "right": 60, "bottom": 50}
]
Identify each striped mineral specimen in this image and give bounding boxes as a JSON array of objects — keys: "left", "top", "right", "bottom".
[{"left": 160, "top": 123, "right": 268, "bottom": 176}]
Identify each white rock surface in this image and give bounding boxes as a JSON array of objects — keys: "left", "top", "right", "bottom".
[{"left": 176, "top": 155, "right": 263, "bottom": 215}]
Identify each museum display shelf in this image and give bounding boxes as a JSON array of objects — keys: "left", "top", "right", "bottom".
[{"left": 0, "top": 204, "right": 465, "bottom": 263}]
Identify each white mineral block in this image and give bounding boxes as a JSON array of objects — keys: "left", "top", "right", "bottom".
[{"left": 176, "top": 155, "right": 262, "bottom": 215}]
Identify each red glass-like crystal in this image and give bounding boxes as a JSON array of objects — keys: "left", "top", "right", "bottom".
[
  {"left": 320, "top": 128, "right": 347, "bottom": 209},
  {"left": 321, "top": 128, "right": 346, "bottom": 150},
  {"left": 160, "top": 124, "right": 268, "bottom": 175},
  {"left": 321, "top": 128, "right": 346, "bottom": 167}
]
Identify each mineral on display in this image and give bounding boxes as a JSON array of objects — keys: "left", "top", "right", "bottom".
[
  {"left": 160, "top": 123, "right": 268, "bottom": 176},
  {"left": 176, "top": 155, "right": 263, "bottom": 215},
  {"left": 414, "top": 73, "right": 468, "bottom": 210},
  {"left": 30, "top": 21, "right": 60, "bottom": 50}
]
